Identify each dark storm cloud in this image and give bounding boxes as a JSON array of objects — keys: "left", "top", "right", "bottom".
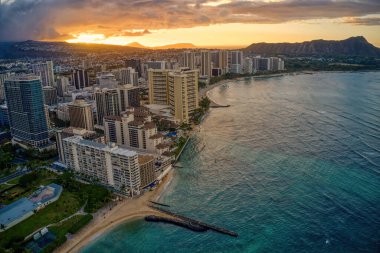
[{"left": 0, "top": 0, "right": 379, "bottom": 41}]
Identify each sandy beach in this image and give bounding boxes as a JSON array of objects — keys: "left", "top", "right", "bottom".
[
  {"left": 55, "top": 170, "right": 174, "bottom": 253},
  {"left": 199, "top": 79, "right": 232, "bottom": 98},
  {"left": 199, "top": 71, "right": 306, "bottom": 99}
]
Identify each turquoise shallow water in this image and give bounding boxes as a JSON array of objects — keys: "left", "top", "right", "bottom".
[{"left": 82, "top": 72, "right": 380, "bottom": 253}]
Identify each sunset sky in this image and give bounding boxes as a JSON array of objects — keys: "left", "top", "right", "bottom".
[{"left": 1, "top": 0, "right": 380, "bottom": 47}]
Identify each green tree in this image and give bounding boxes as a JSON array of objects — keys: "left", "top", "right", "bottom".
[
  {"left": 19, "top": 171, "right": 39, "bottom": 187},
  {"left": 199, "top": 96, "right": 210, "bottom": 111}
]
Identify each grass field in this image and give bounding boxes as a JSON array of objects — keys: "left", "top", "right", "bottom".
[
  {"left": 6, "top": 176, "right": 20, "bottom": 185},
  {"left": 0, "top": 183, "right": 13, "bottom": 191},
  {"left": 0, "top": 170, "right": 111, "bottom": 251},
  {"left": 41, "top": 214, "right": 93, "bottom": 253},
  {"left": 0, "top": 190, "right": 83, "bottom": 248}
]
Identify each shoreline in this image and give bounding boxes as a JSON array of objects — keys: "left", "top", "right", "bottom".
[
  {"left": 55, "top": 170, "right": 174, "bottom": 253},
  {"left": 55, "top": 69, "right": 371, "bottom": 252},
  {"left": 200, "top": 69, "right": 378, "bottom": 104}
]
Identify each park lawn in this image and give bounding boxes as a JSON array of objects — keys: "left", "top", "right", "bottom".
[
  {"left": 0, "top": 190, "right": 84, "bottom": 248},
  {"left": 0, "top": 170, "right": 112, "bottom": 251},
  {"left": 0, "top": 185, "right": 8, "bottom": 192},
  {"left": 0, "top": 183, "right": 13, "bottom": 191},
  {"left": 50, "top": 214, "right": 92, "bottom": 238},
  {"left": 6, "top": 176, "right": 21, "bottom": 185},
  {"left": 0, "top": 167, "right": 16, "bottom": 178},
  {"left": 42, "top": 214, "right": 93, "bottom": 253}
]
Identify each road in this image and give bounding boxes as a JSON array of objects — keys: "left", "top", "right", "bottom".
[{"left": 0, "top": 168, "right": 29, "bottom": 184}]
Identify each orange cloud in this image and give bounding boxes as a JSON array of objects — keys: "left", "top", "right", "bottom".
[{"left": 1, "top": 0, "right": 379, "bottom": 41}]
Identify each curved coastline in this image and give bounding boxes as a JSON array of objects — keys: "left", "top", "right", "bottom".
[
  {"left": 58, "top": 76, "right": 227, "bottom": 252},
  {"left": 57, "top": 70, "right": 368, "bottom": 253},
  {"left": 64, "top": 71, "right": 311, "bottom": 252},
  {"left": 201, "top": 70, "right": 375, "bottom": 103},
  {"left": 55, "top": 170, "right": 174, "bottom": 253},
  {"left": 60, "top": 71, "right": 380, "bottom": 253}
]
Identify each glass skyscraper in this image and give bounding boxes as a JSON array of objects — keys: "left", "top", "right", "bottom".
[{"left": 4, "top": 75, "right": 49, "bottom": 148}]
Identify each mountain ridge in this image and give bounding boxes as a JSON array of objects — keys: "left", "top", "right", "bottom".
[
  {"left": 126, "top": 42, "right": 196, "bottom": 49},
  {"left": 243, "top": 36, "right": 380, "bottom": 57}
]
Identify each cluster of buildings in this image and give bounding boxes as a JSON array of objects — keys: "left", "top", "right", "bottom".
[
  {"left": 0, "top": 49, "right": 285, "bottom": 196},
  {"left": 0, "top": 59, "right": 176, "bottom": 196},
  {"left": 180, "top": 50, "right": 285, "bottom": 78}
]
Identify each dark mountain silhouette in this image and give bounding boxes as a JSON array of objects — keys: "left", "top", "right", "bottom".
[{"left": 244, "top": 36, "right": 380, "bottom": 57}]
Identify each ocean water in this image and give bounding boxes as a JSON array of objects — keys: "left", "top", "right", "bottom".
[{"left": 82, "top": 72, "right": 380, "bottom": 253}]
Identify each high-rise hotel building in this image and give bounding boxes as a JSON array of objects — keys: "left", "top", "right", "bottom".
[
  {"left": 56, "top": 127, "right": 104, "bottom": 164},
  {"left": 229, "top": 51, "right": 244, "bottom": 74},
  {"left": 148, "top": 69, "right": 169, "bottom": 105},
  {"left": 56, "top": 76, "right": 70, "bottom": 97},
  {"left": 182, "top": 51, "right": 195, "bottom": 70},
  {"left": 211, "top": 50, "right": 229, "bottom": 75},
  {"left": 148, "top": 68, "right": 199, "bottom": 123},
  {"left": 0, "top": 72, "right": 11, "bottom": 102},
  {"left": 32, "top": 61, "right": 55, "bottom": 87},
  {"left": 118, "top": 85, "right": 140, "bottom": 110},
  {"left": 68, "top": 96, "right": 94, "bottom": 131},
  {"left": 94, "top": 86, "right": 140, "bottom": 126},
  {"left": 104, "top": 107, "right": 167, "bottom": 154},
  {"left": 42, "top": 86, "right": 58, "bottom": 106},
  {"left": 4, "top": 75, "right": 49, "bottom": 148},
  {"left": 200, "top": 50, "right": 211, "bottom": 78},
  {"left": 168, "top": 69, "right": 199, "bottom": 123},
  {"left": 72, "top": 69, "right": 90, "bottom": 89},
  {"left": 95, "top": 88, "right": 120, "bottom": 126},
  {"left": 63, "top": 135, "right": 141, "bottom": 196}
]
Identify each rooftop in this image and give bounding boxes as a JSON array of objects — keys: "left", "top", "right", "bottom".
[
  {"left": 61, "top": 127, "right": 96, "bottom": 136},
  {"left": 65, "top": 135, "right": 137, "bottom": 157},
  {"left": 156, "top": 142, "right": 171, "bottom": 149},
  {"left": 144, "top": 122, "right": 156, "bottom": 129},
  {"left": 138, "top": 155, "right": 155, "bottom": 164},
  {"left": 128, "top": 120, "right": 144, "bottom": 127},
  {"left": 65, "top": 135, "right": 108, "bottom": 150},
  {"left": 149, "top": 133, "right": 163, "bottom": 139},
  {"left": 110, "top": 146, "right": 137, "bottom": 157},
  {"left": 104, "top": 115, "right": 122, "bottom": 121},
  {"left": 6, "top": 75, "right": 40, "bottom": 82},
  {"left": 0, "top": 198, "right": 35, "bottom": 227}
]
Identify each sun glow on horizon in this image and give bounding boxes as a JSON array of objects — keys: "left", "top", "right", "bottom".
[{"left": 64, "top": 21, "right": 380, "bottom": 48}]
